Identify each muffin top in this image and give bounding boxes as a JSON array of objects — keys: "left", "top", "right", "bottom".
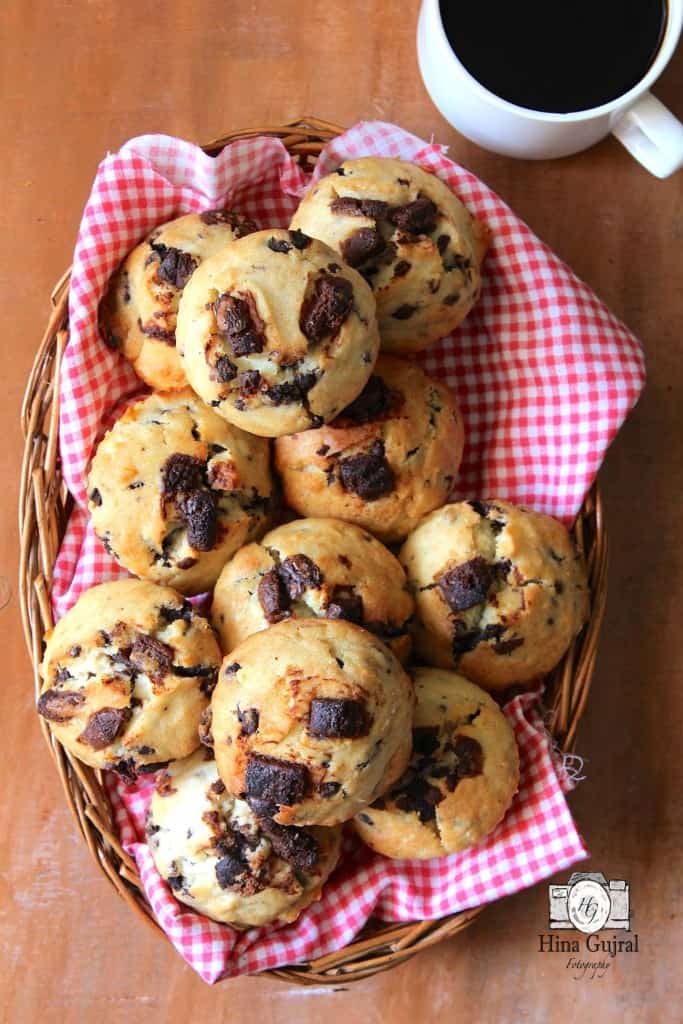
[
  {"left": 274, "top": 356, "right": 464, "bottom": 542},
  {"left": 87, "top": 389, "right": 272, "bottom": 595},
  {"left": 353, "top": 667, "right": 519, "bottom": 858},
  {"left": 211, "top": 516, "right": 415, "bottom": 661},
  {"left": 175, "top": 228, "right": 380, "bottom": 436},
  {"left": 146, "top": 749, "right": 341, "bottom": 928},
  {"left": 400, "top": 500, "right": 589, "bottom": 687},
  {"left": 38, "top": 580, "right": 221, "bottom": 779},
  {"left": 99, "top": 209, "right": 258, "bottom": 390},
  {"left": 290, "top": 157, "right": 488, "bottom": 353},
  {"left": 211, "top": 617, "right": 414, "bottom": 827}
]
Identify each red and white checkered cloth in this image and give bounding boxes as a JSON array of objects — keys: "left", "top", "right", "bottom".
[
  {"left": 106, "top": 690, "right": 586, "bottom": 983},
  {"left": 49, "top": 121, "right": 645, "bottom": 982}
]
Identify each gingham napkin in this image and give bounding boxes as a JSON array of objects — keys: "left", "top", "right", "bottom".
[{"left": 50, "top": 121, "right": 645, "bottom": 982}]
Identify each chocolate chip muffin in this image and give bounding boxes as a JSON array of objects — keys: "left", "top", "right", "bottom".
[
  {"left": 99, "top": 210, "right": 258, "bottom": 390},
  {"left": 146, "top": 749, "right": 341, "bottom": 928},
  {"left": 273, "top": 357, "right": 464, "bottom": 543},
  {"left": 352, "top": 668, "right": 519, "bottom": 858},
  {"left": 175, "top": 228, "right": 380, "bottom": 437},
  {"left": 400, "top": 501, "right": 589, "bottom": 689},
  {"left": 87, "top": 389, "right": 272, "bottom": 595},
  {"left": 37, "top": 580, "right": 221, "bottom": 780},
  {"left": 211, "top": 618, "right": 414, "bottom": 827},
  {"left": 290, "top": 157, "right": 488, "bottom": 354},
  {"left": 211, "top": 517, "right": 414, "bottom": 662}
]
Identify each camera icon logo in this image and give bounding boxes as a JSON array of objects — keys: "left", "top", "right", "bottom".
[{"left": 548, "top": 872, "right": 630, "bottom": 934}]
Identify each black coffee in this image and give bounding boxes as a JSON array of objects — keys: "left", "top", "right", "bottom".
[{"left": 439, "top": 0, "right": 668, "bottom": 113}]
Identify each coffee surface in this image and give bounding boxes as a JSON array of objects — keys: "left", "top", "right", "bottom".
[{"left": 439, "top": 0, "right": 667, "bottom": 113}]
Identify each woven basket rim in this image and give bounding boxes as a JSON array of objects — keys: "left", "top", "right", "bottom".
[{"left": 18, "top": 118, "right": 608, "bottom": 986}]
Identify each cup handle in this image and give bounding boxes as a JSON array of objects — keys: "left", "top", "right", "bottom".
[{"left": 611, "top": 92, "right": 683, "bottom": 179}]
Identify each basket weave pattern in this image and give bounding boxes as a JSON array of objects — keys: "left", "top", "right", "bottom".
[{"left": 19, "top": 118, "right": 607, "bottom": 985}]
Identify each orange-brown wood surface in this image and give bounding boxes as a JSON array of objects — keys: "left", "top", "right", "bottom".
[{"left": 2, "top": 3, "right": 682, "bottom": 1021}]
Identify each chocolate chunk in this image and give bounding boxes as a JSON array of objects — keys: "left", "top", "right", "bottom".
[
  {"left": 319, "top": 781, "right": 341, "bottom": 798},
  {"left": 326, "top": 586, "right": 364, "bottom": 625},
  {"left": 245, "top": 755, "right": 310, "bottom": 808},
  {"left": 289, "top": 229, "right": 311, "bottom": 250},
  {"left": 210, "top": 779, "right": 226, "bottom": 795},
  {"left": 330, "top": 196, "right": 389, "bottom": 219},
  {"left": 258, "top": 817, "right": 319, "bottom": 872},
  {"left": 89, "top": 488, "right": 102, "bottom": 506},
  {"left": 213, "top": 355, "right": 237, "bottom": 382},
  {"left": 237, "top": 706, "right": 260, "bottom": 736},
  {"left": 468, "top": 500, "right": 491, "bottom": 517},
  {"left": 439, "top": 557, "right": 496, "bottom": 613},
  {"left": 199, "top": 210, "right": 258, "bottom": 236},
  {"left": 308, "top": 698, "right": 370, "bottom": 739},
  {"left": 130, "top": 633, "right": 173, "bottom": 681},
  {"left": 340, "top": 227, "right": 385, "bottom": 268},
  {"left": 388, "top": 197, "right": 438, "bottom": 235},
  {"left": 150, "top": 242, "right": 198, "bottom": 290},
  {"left": 257, "top": 567, "right": 291, "bottom": 623},
  {"left": 393, "top": 777, "right": 444, "bottom": 823},
  {"left": 79, "top": 707, "right": 130, "bottom": 750},
  {"left": 278, "top": 554, "right": 323, "bottom": 600},
  {"left": 225, "top": 662, "right": 241, "bottom": 675},
  {"left": 178, "top": 489, "right": 217, "bottom": 551},
  {"left": 37, "top": 688, "right": 85, "bottom": 723},
  {"left": 167, "top": 874, "right": 184, "bottom": 891},
  {"left": 391, "top": 304, "right": 417, "bottom": 320},
  {"left": 230, "top": 330, "right": 264, "bottom": 357},
  {"left": 161, "top": 453, "right": 205, "bottom": 496},
  {"left": 338, "top": 440, "right": 395, "bottom": 501},
  {"left": 300, "top": 273, "right": 354, "bottom": 341},
  {"left": 238, "top": 369, "right": 262, "bottom": 397},
  {"left": 69, "top": 645, "right": 82, "bottom": 657},
  {"left": 198, "top": 706, "right": 213, "bottom": 749},
  {"left": 412, "top": 726, "right": 440, "bottom": 758},
  {"left": 137, "top": 761, "right": 168, "bottom": 774},
  {"left": 393, "top": 259, "right": 411, "bottom": 277},
  {"left": 338, "top": 375, "right": 397, "bottom": 424},
  {"left": 437, "top": 234, "right": 450, "bottom": 254},
  {"left": 265, "top": 382, "right": 299, "bottom": 404},
  {"left": 172, "top": 662, "right": 217, "bottom": 678},
  {"left": 213, "top": 293, "right": 265, "bottom": 356},
  {"left": 451, "top": 621, "right": 509, "bottom": 658},
  {"left": 54, "top": 666, "right": 73, "bottom": 683},
  {"left": 265, "top": 371, "right": 319, "bottom": 406},
  {"left": 357, "top": 812, "right": 373, "bottom": 825},
  {"left": 444, "top": 735, "right": 484, "bottom": 790},
  {"left": 215, "top": 853, "right": 249, "bottom": 889},
  {"left": 554, "top": 580, "right": 565, "bottom": 594},
  {"left": 267, "top": 236, "right": 292, "bottom": 253}
]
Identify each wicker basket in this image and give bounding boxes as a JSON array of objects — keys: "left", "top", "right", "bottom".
[{"left": 19, "top": 117, "right": 608, "bottom": 985}]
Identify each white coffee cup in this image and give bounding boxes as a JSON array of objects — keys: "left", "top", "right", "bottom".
[{"left": 417, "top": 0, "right": 683, "bottom": 178}]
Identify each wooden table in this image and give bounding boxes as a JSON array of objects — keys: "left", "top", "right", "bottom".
[{"left": 2, "top": 3, "right": 681, "bottom": 1021}]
